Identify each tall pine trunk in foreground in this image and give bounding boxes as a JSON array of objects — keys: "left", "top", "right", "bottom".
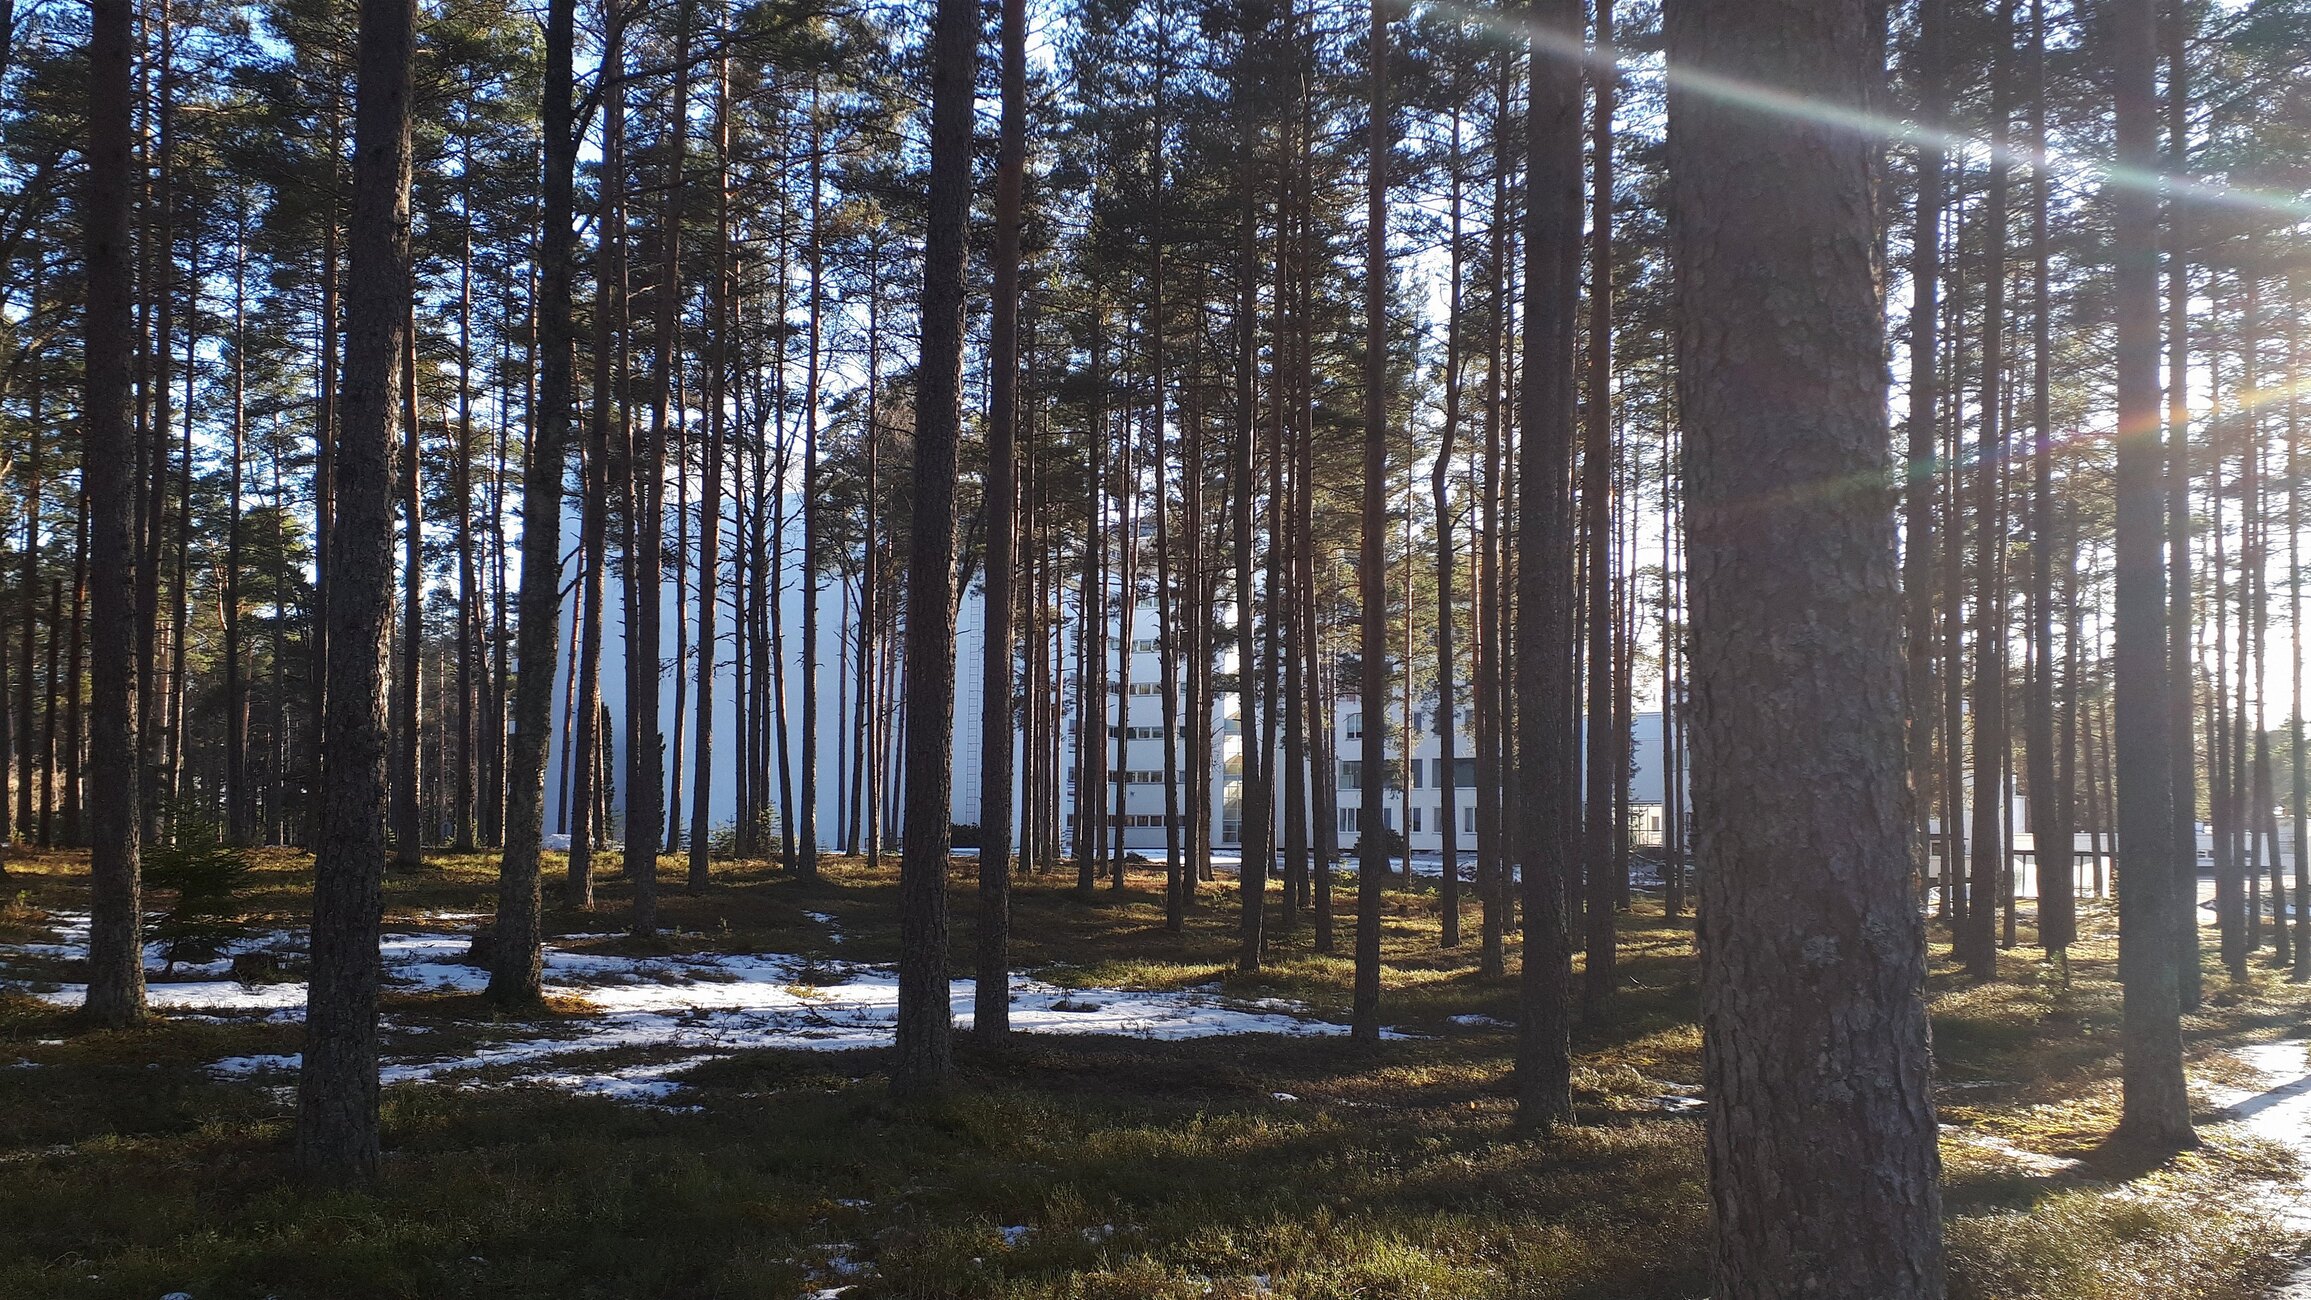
[
  {"left": 977, "top": 0, "right": 1025, "bottom": 1041},
  {"left": 1432, "top": 99, "right": 1463, "bottom": 952},
  {"left": 1905, "top": 0, "right": 1944, "bottom": 916},
  {"left": 628, "top": 0, "right": 695, "bottom": 933},
  {"left": 296, "top": 0, "right": 416, "bottom": 1179},
  {"left": 893, "top": 0, "right": 975, "bottom": 1097},
  {"left": 1963, "top": 0, "right": 2013, "bottom": 980},
  {"left": 1351, "top": 0, "right": 1389, "bottom": 1046},
  {"left": 690, "top": 49, "right": 730, "bottom": 895},
  {"left": 2027, "top": 0, "right": 2072, "bottom": 958},
  {"left": 1664, "top": 0, "right": 1946, "bottom": 1290},
  {"left": 2163, "top": 0, "right": 2201, "bottom": 1014},
  {"left": 2112, "top": 0, "right": 2193, "bottom": 1150},
  {"left": 81, "top": 0, "right": 145, "bottom": 1030},
  {"left": 489, "top": 0, "right": 578, "bottom": 1004},
  {"left": 1579, "top": 0, "right": 1617, "bottom": 1019},
  {"left": 1234, "top": 28, "right": 1269, "bottom": 974},
  {"left": 1513, "top": 0, "right": 1581, "bottom": 1129}
]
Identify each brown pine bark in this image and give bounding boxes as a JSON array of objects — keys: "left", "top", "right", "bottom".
[
  {"left": 892, "top": 0, "right": 975, "bottom": 1098},
  {"left": 1579, "top": 0, "right": 1617, "bottom": 1018},
  {"left": 1351, "top": 0, "right": 1390, "bottom": 1046},
  {"left": 1664, "top": 0, "right": 1947, "bottom": 1289},
  {"left": 1964, "top": 0, "right": 2015, "bottom": 980},
  {"left": 488, "top": 0, "right": 579, "bottom": 1004},
  {"left": 1513, "top": 0, "right": 1582, "bottom": 1127},
  {"left": 80, "top": 0, "right": 145, "bottom": 1030},
  {"left": 976, "top": 0, "right": 1024, "bottom": 1039},
  {"left": 1433, "top": 99, "right": 1464, "bottom": 952},
  {"left": 2113, "top": 0, "right": 2194, "bottom": 1149},
  {"left": 295, "top": 0, "right": 416, "bottom": 1178}
]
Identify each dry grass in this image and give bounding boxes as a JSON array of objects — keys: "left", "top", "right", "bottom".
[{"left": 0, "top": 848, "right": 2304, "bottom": 1298}]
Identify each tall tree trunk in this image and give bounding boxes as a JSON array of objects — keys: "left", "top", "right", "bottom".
[
  {"left": 893, "top": 0, "right": 974, "bottom": 1098},
  {"left": 1579, "top": 0, "right": 1617, "bottom": 1017},
  {"left": 1429, "top": 98, "right": 1465, "bottom": 952},
  {"left": 628, "top": 0, "right": 695, "bottom": 933},
  {"left": 1473, "top": 53, "right": 1509, "bottom": 974},
  {"left": 2026, "top": 0, "right": 2070, "bottom": 956},
  {"left": 14, "top": 270, "right": 39, "bottom": 849},
  {"left": 1663, "top": 0, "right": 1947, "bottom": 1288},
  {"left": 799, "top": 84, "right": 825, "bottom": 883},
  {"left": 690, "top": 45, "right": 730, "bottom": 893},
  {"left": 976, "top": 0, "right": 1024, "bottom": 1039},
  {"left": 295, "top": 0, "right": 415, "bottom": 1178},
  {"left": 1352, "top": 0, "right": 1391, "bottom": 1046},
  {"left": 393, "top": 304, "right": 424, "bottom": 869},
  {"left": 1513, "top": 0, "right": 1581, "bottom": 1128},
  {"left": 80, "top": 0, "right": 145, "bottom": 1029},
  {"left": 2292, "top": 258, "right": 2310, "bottom": 984},
  {"left": 2163, "top": 0, "right": 2201, "bottom": 1013},
  {"left": 225, "top": 230, "right": 250, "bottom": 845},
  {"left": 489, "top": 0, "right": 578, "bottom": 1004},
  {"left": 568, "top": 24, "right": 622, "bottom": 907},
  {"left": 1905, "top": 0, "right": 1945, "bottom": 914},
  {"left": 1234, "top": 35, "right": 1269, "bottom": 973},
  {"left": 1964, "top": 0, "right": 2014, "bottom": 979},
  {"left": 2112, "top": 0, "right": 2194, "bottom": 1149}
]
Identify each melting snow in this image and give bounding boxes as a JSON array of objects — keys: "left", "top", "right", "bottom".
[{"left": 9, "top": 913, "right": 1368, "bottom": 1103}]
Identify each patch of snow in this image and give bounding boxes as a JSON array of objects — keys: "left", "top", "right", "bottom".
[
  {"left": 7, "top": 914, "right": 1384, "bottom": 1105},
  {"left": 1446, "top": 1013, "right": 1509, "bottom": 1029},
  {"left": 1270, "top": 1091, "right": 1299, "bottom": 1102},
  {"left": 999, "top": 1225, "right": 1032, "bottom": 1246}
]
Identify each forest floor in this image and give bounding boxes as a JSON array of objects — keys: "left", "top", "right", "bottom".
[{"left": 0, "top": 847, "right": 2308, "bottom": 1300}]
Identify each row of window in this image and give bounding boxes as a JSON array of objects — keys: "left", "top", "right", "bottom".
[
  {"left": 1340, "top": 757, "right": 1480, "bottom": 789},
  {"left": 1336, "top": 805, "right": 1480, "bottom": 835}
]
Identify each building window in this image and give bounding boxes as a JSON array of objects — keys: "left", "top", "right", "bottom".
[
  {"left": 1463, "top": 805, "right": 1475, "bottom": 834},
  {"left": 1133, "top": 637, "right": 1161, "bottom": 652},
  {"left": 1341, "top": 807, "right": 1361, "bottom": 833},
  {"left": 1344, "top": 713, "right": 1362, "bottom": 741},
  {"left": 1409, "top": 806, "right": 1423, "bottom": 834},
  {"left": 1412, "top": 760, "right": 1423, "bottom": 789},
  {"left": 1130, "top": 682, "right": 1162, "bottom": 696}
]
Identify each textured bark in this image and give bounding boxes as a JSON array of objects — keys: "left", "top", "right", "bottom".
[
  {"left": 2163, "top": 0, "right": 2201, "bottom": 1014},
  {"left": 2112, "top": 0, "right": 2194, "bottom": 1149},
  {"left": 1579, "top": 0, "right": 1617, "bottom": 1018},
  {"left": 1473, "top": 55, "right": 1509, "bottom": 975},
  {"left": 1433, "top": 101, "right": 1463, "bottom": 952},
  {"left": 1664, "top": 0, "right": 1947, "bottom": 1291},
  {"left": 1351, "top": 0, "right": 1389, "bottom": 1046},
  {"left": 80, "top": 0, "right": 145, "bottom": 1030},
  {"left": 1963, "top": 0, "right": 2014, "bottom": 980},
  {"left": 392, "top": 303, "right": 424, "bottom": 870},
  {"left": 1512, "top": 0, "right": 1581, "bottom": 1128},
  {"left": 976, "top": 0, "right": 1023, "bottom": 1039},
  {"left": 798, "top": 84, "right": 825, "bottom": 885},
  {"left": 567, "top": 29, "right": 620, "bottom": 908},
  {"left": 1904, "top": 0, "right": 1944, "bottom": 915},
  {"left": 627, "top": 0, "right": 695, "bottom": 933},
  {"left": 489, "top": 0, "right": 578, "bottom": 1004},
  {"left": 690, "top": 53, "right": 729, "bottom": 895},
  {"left": 294, "top": 0, "right": 415, "bottom": 1179},
  {"left": 893, "top": 0, "right": 974, "bottom": 1098},
  {"left": 2292, "top": 264, "right": 2310, "bottom": 983},
  {"left": 2027, "top": 0, "right": 2071, "bottom": 955},
  {"left": 1234, "top": 34, "right": 1268, "bottom": 974}
]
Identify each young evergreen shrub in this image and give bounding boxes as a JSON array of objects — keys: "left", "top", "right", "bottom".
[{"left": 143, "top": 822, "right": 254, "bottom": 970}]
